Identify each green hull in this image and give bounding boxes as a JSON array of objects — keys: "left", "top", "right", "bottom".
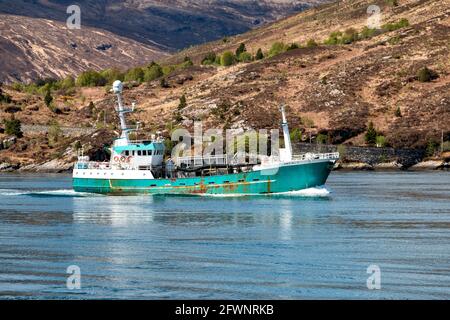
[{"left": 73, "top": 160, "right": 334, "bottom": 195}]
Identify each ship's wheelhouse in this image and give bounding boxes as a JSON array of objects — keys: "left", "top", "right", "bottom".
[{"left": 111, "top": 141, "right": 165, "bottom": 169}]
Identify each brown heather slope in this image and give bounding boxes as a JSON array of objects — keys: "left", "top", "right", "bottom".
[
  {"left": 0, "top": 0, "right": 330, "bottom": 83},
  {"left": 0, "top": 14, "right": 168, "bottom": 83},
  {"left": 0, "top": 0, "right": 449, "bottom": 169}
]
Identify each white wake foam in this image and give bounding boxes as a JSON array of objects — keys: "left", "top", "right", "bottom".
[
  {"left": 196, "top": 186, "right": 331, "bottom": 197},
  {"left": 274, "top": 186, "right": 331, "bottom": 197},
  {"left": 0, "top": 189, "right": 98, "bottom": 197}
]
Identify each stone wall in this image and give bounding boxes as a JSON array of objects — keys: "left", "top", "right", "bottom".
[{"left": 292, "top": 143, "right": 425, "bottom": 168}]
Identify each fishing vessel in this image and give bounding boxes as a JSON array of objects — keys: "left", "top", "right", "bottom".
[{"left": 72, "top": 80, "right": 339, "bottom": 195}]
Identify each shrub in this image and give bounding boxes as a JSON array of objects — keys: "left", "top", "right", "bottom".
[
  {"left": 76, "top": 70, "right": 107, "bottom": 87},
  {"left": 341, "top": 28, "right": 359, "bottom": 44},
  {"left": 290, "top": 128, "right": 302, "bottom": 143},
  {"left": 255, "top": 48, "right": 264, "bottom": 60},
  {"left": 324, "top": 31, "right": 342, "bottom": 45},
  {"left": 268, "top": 42, "right": 286, "bottom": 57},
  {"left": 417, "top": 67, "right": 438, "bottom": 82},
  {"left": 337, "top": 145, "right": 347, "bottom": 161},
  {"left": 443, "top": 141, "right": 450, "bottom": 152},
  {"left": 365, "top": 122, "right": 377, "bottom": 145},
  {"left": 0, "top": 88, "right": 12, "bottom": 103},
  {"left": 286, "top": 43, "right": 300, "bottom": 51},
  {"left": 59, "top": 76, "right": 76, "bottom": 90},
  {"left": 360, "top": 26, "right": 377, "bottom": 39},
  {"left": 395, "top": 106, "right": 402, "bottom": 117},
  {"left": 220, "top": 51, "right": 235, "bottom": 66},
  {"left": 182, "top": 57, "right": 194, "bottom": 68},
  {"left": 376, "top": 135, "right": 387, "bottom": 147},
  {"left": 239, "top": 52, "right": 252, "bottom": 62},
  {"left": 3, "top": 116, "right": 23, "bottom": 138},
  {"left": 316, "top": 133, "right": 327, "bottom": 144},
  {"left": 306, "top": 39, "right": 318, "bottom": 48},
  {"left": 48, "top": 120, "right": 62, "bottom": 147},
  {"left": 144, "top": 64, "right": 163, "bottom": 82},
  {"left": 382, "top": 18, "right": 409, "bottom": 32},
  {"left": 160, "top": 78, "right": 169, "bottom": 88},
  {"left": 124, "top": 67, "right": 145, "bottom": 83},
  {"left": 385, "top": 0, "right": 399, "bottom": 6},
  {"left": 202, "top": 52, "right": 217, "bottom": 65}
]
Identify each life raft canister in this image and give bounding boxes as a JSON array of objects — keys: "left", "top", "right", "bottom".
[
  {"left": 113, "top": 156, "right": 120, "bottom": 162},
  {"left": 120, "top": 156, "right": 126, "bottom": 163},
  {"left": 126, "top": 156, "right": 133, "bottom": 163}
]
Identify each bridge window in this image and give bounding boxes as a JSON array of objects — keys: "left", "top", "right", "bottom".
[
  {"left": 142, "top": 150, "right": 147, "bottom": 156},
  {"left": 125, "top": 150, "right": 129, "bottom": 156},
  {"left": 138, "top": 150, "right": 142, "bottom": 156}
]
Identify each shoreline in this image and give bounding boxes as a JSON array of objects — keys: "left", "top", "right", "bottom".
[{"left": 0, "top": 161, "right": 448, "bottom": 174}]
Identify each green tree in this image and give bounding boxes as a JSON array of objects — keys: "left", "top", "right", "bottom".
[
  {"left": 178, "top": 94, "right": 187, "bottom": 110},
  {"left": 124, "top": 67, "right": 145, "bottom": 83},
  {"left": 3, "top": 116, "right": 23, "bottom": 138},
  {"left": 76, "top": 70, "right": 107, "bottom": 87},
  {"left": 144, "top": 64, "right": 163, "bottom": 82},
  {"left": 365, "top": 121, "right": 377, "bottom": 145},
  {"left": 255, "top": 48, "right": 264, "bottom": 60},
  {"left": 100, "top": 69, "right": 124, "bottom": 85},
  {"left": 395, "top": 106, "right": 402, "bottom": 117},
  {"left": 425, "top": 140, "right": 438, "bottom": 157},
  {"left": 202, "top": 52, "right": 217, "bottom": 65},
  {"left": 44, "top": 88, "right": 53, "bottom": 108},
  {"left": 220, "top": 51, "right": 235, "bottom": 66},
  {"left": 235, "top": 43, "right": 247, "bottom": 58}
]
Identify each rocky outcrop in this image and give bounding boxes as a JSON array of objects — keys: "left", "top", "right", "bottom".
[{"left": 292, "top": 143, "right": 425, "bottom": 169}]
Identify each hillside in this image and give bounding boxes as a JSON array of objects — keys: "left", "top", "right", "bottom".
[
  {"left": 0, "top": 0, "right": 449, "bottom": 171},
  {"left": 0, "top": 0, "right": 329, "bottom": 83}
]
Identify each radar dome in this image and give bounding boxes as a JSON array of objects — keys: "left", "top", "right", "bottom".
[{"left": 112, "top": 80, "right": 123, "bottom": 94}]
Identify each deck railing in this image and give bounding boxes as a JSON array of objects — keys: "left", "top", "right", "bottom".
[{"left": 74, "top": 152, "right": 340, "bottom": 171}]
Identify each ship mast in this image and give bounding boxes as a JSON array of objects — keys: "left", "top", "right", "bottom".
[
  {"left": 280, "top": 104, "right": 293, "bottom": 162},
  {"left": 112, "top": 80, "right": 133, "bottom": 144}
]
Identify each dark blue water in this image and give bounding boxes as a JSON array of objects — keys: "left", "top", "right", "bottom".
[{"left": 0, "top": 171, "right": 449, "bottom": 299}]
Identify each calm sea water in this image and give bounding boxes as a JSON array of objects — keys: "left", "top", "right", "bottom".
[{"left": 0, "top": 171, "right": 449, "bottom": 299}]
